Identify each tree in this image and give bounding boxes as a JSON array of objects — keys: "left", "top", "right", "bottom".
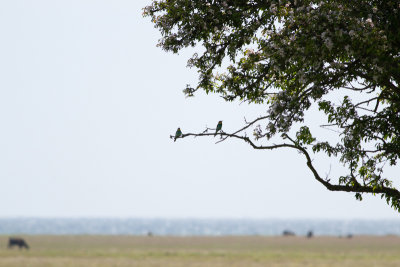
[{"left": 144, "top": 0, "right": 400, "bottom": 211}]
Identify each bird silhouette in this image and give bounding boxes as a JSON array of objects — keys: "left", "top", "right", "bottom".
[
  {"left": 215, "top": 121, "right": 222, "bottom": 136},
  {"left": 174, "top": 128, "right": 182, "bottom": 142}
]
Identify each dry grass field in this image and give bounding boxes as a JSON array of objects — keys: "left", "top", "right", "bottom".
[{"left": 0, "top": 235, "right": 400, "bottom": 267}]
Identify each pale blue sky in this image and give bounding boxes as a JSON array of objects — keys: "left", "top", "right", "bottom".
[{"left": 0, "top": 0, "right": 398, "bottom": 219}]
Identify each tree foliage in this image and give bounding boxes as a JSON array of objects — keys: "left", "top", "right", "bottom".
[{"left": 144, "top": 0, "right": 400, "bottom": 211}]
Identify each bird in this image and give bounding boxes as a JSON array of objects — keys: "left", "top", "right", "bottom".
[
  {"left": 215, "top": 121, "right": 222, "bottom": 136},
  {"left": 174, "top": 128, "right": 182, "bottom": 142}
]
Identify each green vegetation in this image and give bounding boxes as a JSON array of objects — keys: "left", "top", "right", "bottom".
[
  {"left": 1, "top": 235, "right": 400, "bottom": 266},
  {"left": 144, "top": 1, "right": 400, "bottom": 210}
]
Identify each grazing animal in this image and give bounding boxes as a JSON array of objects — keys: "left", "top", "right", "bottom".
[
  {"left": 307, "top": 231, "right": 314, "bottom": 238},
  {"left": 8, "top": 237, "right": 29, "bottom": 249},
  {"left": 347, "top": 234, "right": 353, "bottom": 239},
  {"left": 282, "top": 230, "right": 295, "bottom": 236}
]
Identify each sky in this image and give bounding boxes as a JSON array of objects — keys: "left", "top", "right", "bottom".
[{"left": 0, "top": 0, "right": 399, "bottom": 219}]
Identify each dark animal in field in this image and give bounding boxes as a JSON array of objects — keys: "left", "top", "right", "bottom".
[
  {"left": 307, "top": 231, "right": 314, "bottom": 238},
  {"left": 8, "top": 237, "right": 29, "bottom": 249},
  {"left": 282, "top": 230, "right": 295, "bottom": 236}
]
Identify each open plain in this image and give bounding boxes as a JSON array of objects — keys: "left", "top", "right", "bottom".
[{"left": 1, "top": 235, "right": 400, "bottom": 267}]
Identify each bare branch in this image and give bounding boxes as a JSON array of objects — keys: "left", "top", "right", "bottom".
[
  {"left": 177, "top": 131, "right": 296, "bottom": 150},
  {"left": 216, "top": 115, "right": 269, "bottom": 144},
  {"left": 171, "top": 128, "right": 400, "bottom": 203}
]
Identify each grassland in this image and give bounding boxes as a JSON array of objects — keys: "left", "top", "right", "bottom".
[{"left": 1, "top": 235, "right": 400, "bottom": 267}]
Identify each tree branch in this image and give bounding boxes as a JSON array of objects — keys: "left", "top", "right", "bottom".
[
  {"left": 216, "top": 115, "right": 269, "bottom": 144},
  {"left": 173, "top": 131, "right": 296, "bottom": 150},
  {"left": 172, "top": 129, "right": 400, "bottom": 202},
  {"left": 293, "top": 141, "right": 400, "bottom": 200}
]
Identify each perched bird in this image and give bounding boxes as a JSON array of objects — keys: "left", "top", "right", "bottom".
[
  {"left": 215, "top": 121, "right": 223, "bottom": 136},
  {"left": 174, "top": 128, "right": 182, "bottom": 142}
]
